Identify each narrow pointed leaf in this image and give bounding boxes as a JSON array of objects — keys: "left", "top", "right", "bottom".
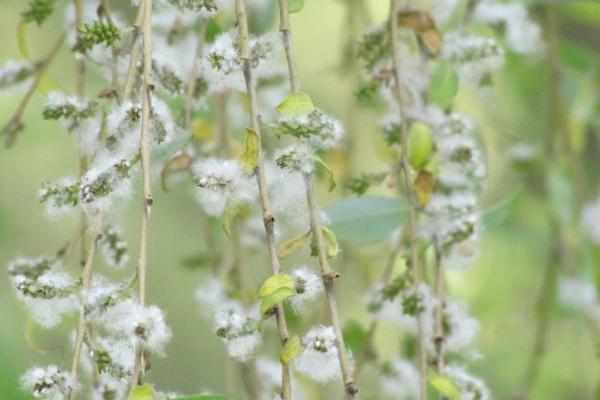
[
  {"left": 240, "top": 128, "right": 259, "bottom": 174},
  {"left": 258, "top": 274, "right": 295, "bottom": 298},
  {"left": 260, "top": 287, "right": 296, "bottom": 315},
  {"left": 277, "top": 231, "right": 311, "bottom": 259},
  {"left": 280, "top": 335, "right": 303, "bottom": 364},
  {"left": 322, "top": 226, "right": 339, "bottom": 257}
]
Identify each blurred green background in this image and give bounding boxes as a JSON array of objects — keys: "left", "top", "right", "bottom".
[{"left": 1, "top": 1, "right": 600, "bottom": 399}]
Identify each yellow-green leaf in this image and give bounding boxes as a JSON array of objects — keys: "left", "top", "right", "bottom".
[
  {"left": 322, "top": 227, "right": 339, "bottom": 258},
  {"left": 128, "top": 384, "right": 154, "bottom": 400},
  {"left": 223, "top": 203, "right": 248, "bottom": 238},
  {"left": 280, "top": 335, "right": 303, "bottom": 364},
  {"left": 429, "top": 374, "right": 461, "bottom": 400},
  {"left": 17, "top": 21, "right": 31, "bottom": 60},
  {"left": 288, "top": 0, "right": 304, "bottom": 13},
  {"left": 277, "top": 231, "right": 311, "bottom": 259},
  {"left": 258, "top": 274, "right": 295, "bottom": 298},
  {"left": 314, "top": 156, "right": 336, "bottom": 192},
  {"left": 428, "top": 62, "right": 459, "bottom": 109},
  {"left": 414, "top": 169, "right": 435, "bottom": 206},
  {"left": 240, "top": 128, "right": 259, "bottom": 174},
  {"left": 409, "top": 122, "right": 433, "bottom": 169},
  {"left": 275, "top": 92, "right": 314, "bottom": 116},
  {"left": 260, "top": 287, "right": 296, "bottom": 315}
]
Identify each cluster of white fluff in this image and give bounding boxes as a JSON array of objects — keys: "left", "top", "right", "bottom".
[
  {"left": 200, "top": 29, "right": 282, "bottom": 93},
  {"left": 444, "top": 364, "right": 492, "bottom": 400},
  {"left": 99, "top": 299, "right": 172, "bottom": 355},
  {"left": 368, "top": 283, "right": 480, "bottom": 356},
  {"left": 20, "top": 364, "right": 76, "bottom": 400},
  {"left": 442, "top": 33, "right": 505, "bottom": 87},
  {"left": 473, "top": 0, "right": 543, "bottom": 55},
  {"left": 425, "top": 110, "right": 486, "bottom": 269},
  {"left": 9, "top": 257, "right": 79, "bottom": 328},
  {"left": 272, "top": 108, "right": 345, "bottom": 151},
  {"left": 101, "top": 225, "right": 129, "bottom": 269},
  {"left": 288, "top": 267, "right": 323, "bottom": 312},
  {"left": 295, "top": 325, "right": 344, "bottom": 384},
  {"left": 273, "top": 142, "right": 315, "bottom": 174},
  {"left": 214, "top": 306, "right": 262, "bottom": 362},
  {"left": 0, "top": 60, "right": 34, "bottom": 93},
  {"left": 192, "top": 158, "right": 257, "bottom": 216},
  {"left": 380, "top": 359, "right": 420, "bottom": 399}
]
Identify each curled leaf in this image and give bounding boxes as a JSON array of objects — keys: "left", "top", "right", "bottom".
[
  {"left": 397, "top": 11, "right": 442, "bottom": 55},
  {"left": 275, "top": 92, "right": 314, "bottom": 116},
  {"left": 429, "top": 374, "right": 461, "bottom": 400},
  {"left": 240, "top": 128, "right": 259, "bottom": 174},
  {"left": 409, "top": 122, "right": 433, "bottom": 169},
  {"left": 258, "top": 274, "right": 295, "bottom": 298},
  {"left": 260, "top": 287, "right": 296, "bottom": 315},
  {"left": 161, "top": 153, "right": 192, "bottom": 191},
  {"left": 277, "top": 231, "right": 311, "bottom": 259},
  {"left": 313, "top": 156, "right": 336, "bottom": 192},
  {"left": 414, "top": 170, "right": 435, "bottom": 206},
  {"left": 280, "top": 335, "right": 303, "bottom": 364},
  {"left": 128, "top": 384, "right": 154, "bottom": 400},
  {"left": 321, "top": 226, "right": 339, "bottom": 257}
]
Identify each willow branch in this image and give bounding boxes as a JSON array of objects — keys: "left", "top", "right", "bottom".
[
  {"left": 122, "top": 1, "right": 147, "bottom": 103},
  {"left": 184, "top": 18, "right": 207, "bottom": 129},
  {"left": 277, "top": 1, "right": 358, "bottom": 397},
  {"left": 433, "top": 241, "right": 446, "bottom": 373},
  {"left": 2, "top": 32, "right": 66, "bottom": 147},
  {"left": 67, "top": 231, "right": 101, "bottom": 400},
  {"left": 131, "top": 0, "right": 154, "bottom": 387},
  {"left": 234, "top": 1, "right": 292, "bottom": 399},
  {"left": 354, "top": 241, "right": 402, "bottom": 378},
  {"left": 388, "top": 1, "right": 428, "bottom": 398}
]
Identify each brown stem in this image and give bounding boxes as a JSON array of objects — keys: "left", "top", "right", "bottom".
[
  {"left": 2, "top": 32, "right": 66, "bottom": 147},
  {"left": 67, "top": 232, "right": 101, "bottom": 400},
  {"left": 184, "top": 18, "right": 207, "bottom": 130},
  {"left": 433, "top": 242, "right": 446, "bottom": 373},
  {"left": 277, "top": 1, "right": 358, "bottom": 396},
  {"left": 122, "top": 1, "right": 146, "bottom": 103},
  {"left": 131, "top": 0, "right": 154, "bottom": 387},
  {"left": 234, "top": 1, "right": 292, "bottom": 399},
  {"left": 388, "top": 1, "right": 428, "bottom": 398}
]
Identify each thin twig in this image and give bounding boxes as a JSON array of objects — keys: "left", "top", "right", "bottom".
[
  {"left": 234, "top": 1, "right": 292, "bottom": 399},
  {"left": 2, "top": 32, "right": 66, "bottom": 147},
  {"left": 122, "top": 1, "right": 147, "bottom": 103},
  {"left": 131, "top": 0, "right": 154, "bottom": 387},
  {"left": 277, "top": 2, "right": 358, "bottom": 396},
  {"left": 67, "top": 232, "right": 101, "bottom": 400},
  {"left": 433, "top": 241, "right": 446, "bottom": 373},
  {"left": 388, "top": 1, "right": 428, "bottom": 398},
  {"left": 184, "top": 18, "right": 207, "bottom": 129}
]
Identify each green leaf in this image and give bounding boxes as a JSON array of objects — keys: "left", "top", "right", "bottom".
[
  {"left": 428, "top": 62, "right": 459, "bottom": 109},
  {"left": 128, "top": 384, "right": 154, "bottom": 400},
  {"left": 408, "top": 122, "right": 433, "bottom": 169},
  {"left": 277, "top": 231, "right": 311, "bottom": 259},
  {"left": 240, "top": 128, "right": 259, "bottom": 174},
  {"left": 481, "top": 188, "right": 521, "bottom": 231},
  {"left": 151, "top": 133, "right": 192, "bottom": 162},
  {"left": 313, "top": 156, "right": 336, "bottom": 192},
  {"left": 170, "top": 396, "right": 228, "bottom": 400},
  {"left": 223, "top": 203, "right": 247, "bottom": 238},
  {"left": 260, "top": 287, "right": 296, "bottom": 315},
  {"left": 343, "top": 320, "right": 368, "bottom": 355},
  {"left": 429, "top": 374, "right": 461, "bottom": 400},
  {"left": 325, "top": 196, "right": 409, "bottom": 245},
  {"left": 322, "top": 226, "right": 339, "bottom": 257},
  {"left": 17, "top": 21, "right": 31, "bottom": 60},
  {"left": 288, "top": 0, "right": 304, "bottom": 13},
  {"left": 258, "top": 274, "right": 295, "bottom": 298},
  {"left": 280, "top": 335, "right": 303, "bottom": 364},
  {"left": 275, "top": 92, "right": 314, "bottom": 116}
]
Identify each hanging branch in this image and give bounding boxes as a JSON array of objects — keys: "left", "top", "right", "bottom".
[
  {"left": 276, "top": 1, "right": 358, "bottom": 397},
  {"left": 234, "top": 0, "right": 293, "bottom": 398},
  {"left": 184, "top": 18, "right": 207, "bottom": 129},
  {"left": 67, "top": 231, "right": 101, "bottom": 400},
  {"left": 388, "top": 0, "right": 428, "bottom": 398},
  {"left": 2, "top": 32, "right": 66, "bottom": 147},
  {"left": 131, "top": 0, "right": 154, "bottom": 387}
]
